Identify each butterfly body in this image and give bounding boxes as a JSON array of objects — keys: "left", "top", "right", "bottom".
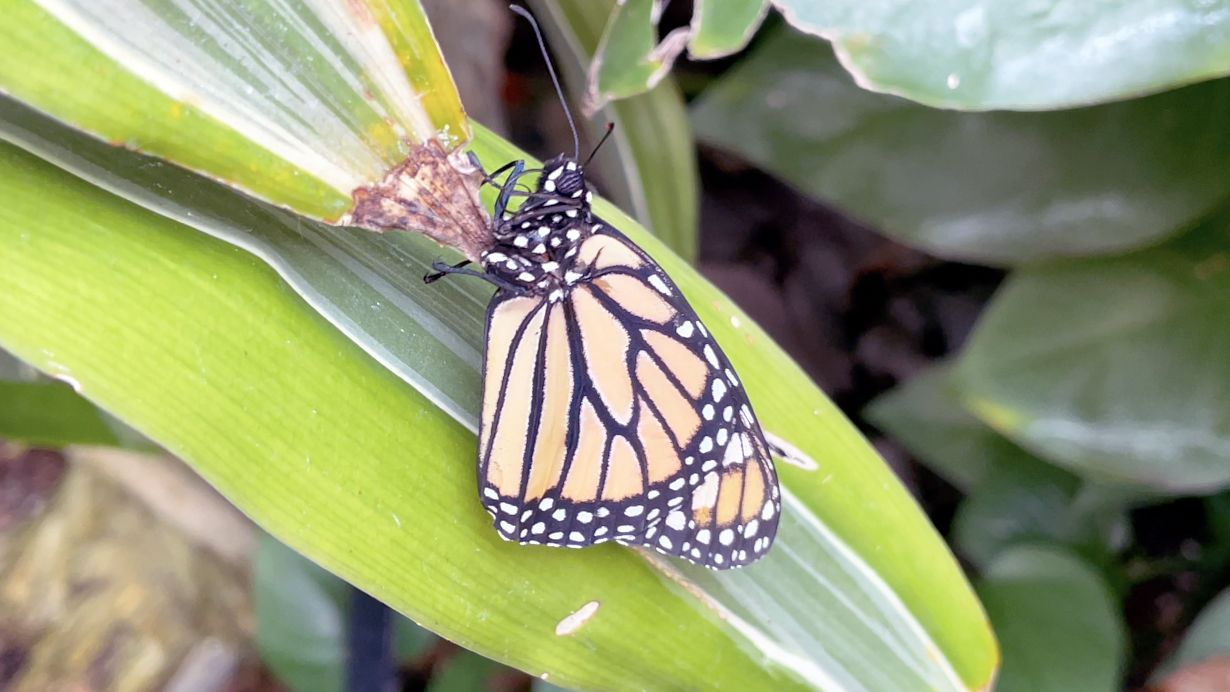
[
  {"left": 479, "top": 156, "right": 596, "bottom": 299},
  {"left": 453, "top": 154, "right": 781, "bottom": 569}
]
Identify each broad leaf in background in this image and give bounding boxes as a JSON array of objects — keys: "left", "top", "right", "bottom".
[
  {"left": 692, "top": 28, "right": 1230, "bottom": 265},
  {"left": 531, "top": 0, "right": 699, "bottom": 261},
  {"left": 951, "top": 460, "right": 1128, "bottom": 572},
  {"left": 429, "top": 650, "right": 505, "bottom": 692},
  {"left": 1151, "top": 587, "right": 1230, "bottom": 684},
  {"left": 867, "top": 365, "right": 1129, "bottom": 570},
  {"left": 255, "top": 532, "right": 445, "bottom": 692},
  {"left": 770, "top": 0, "right": 1230, "bottom": 110},
  {"left": 254, "top": 533, "right": 350, "bottom": 692},
  {"left": 586, "top": 0, "right": 770, "bottom": 106},
  {"left": 954, "top": 216, "right": 1230, "bottom": 495},
  {"left": 0, "top": 381, "right": 121, "bottom": 448},
  {"left": 0, "top": 346, "right": 154, "bottom": 450},
  {"left": 977, "top": 546, "right": 1125, "bottom": 692},
  {"left": 689, "top": 0, "right": 770, "bottom": 60},
  {"left": 0, "top": 348, "right": 34, "bottom": 379},
  {"left": 1, "top": 346, "right": 120, "bottom": 446},
  {"left": 587, "top": 0, "right": 691, "bottom": 111},
  {"left": 0, "top": 0, "right": 466, "bottom": 221},
  {"left": 866, "top": 364, "right": 1014, "bottom": 491}
]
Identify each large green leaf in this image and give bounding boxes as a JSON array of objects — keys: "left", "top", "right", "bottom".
[
  {"left": 866, "top": 364, "right": 1015, "bottom": 492},
  {"left": 977, "top": 546, "right": 1125, "bottom": 692},
  {"left": 0, "top": 2, "right": 996, "bottom": 687},
  {"left": 771, "top": 0, "right": 1230, "bottom": 110},
  {"left": 0, "top": 0, "right": 466, "bottom": 220},
  {"left": 0, "top": 140, "right": 784, "bottom": 689},
  {"left": 689, "top": 0, "right": 770, "bottom": 60},
  {"left": 0, "top": 380, "right": 121, "bottom": 447},
  {"left": 0, "top": 102, "right": 994, "bottom": 689},
  {"left": 254, "top": 533, "right": 350, "bottom": 692},
  {"left": 954, "top": 215, "right": 1230, "bottom": 494},
  {"left": 951, "top": 461, "right": 1128, "bottom": 572},
  {"left": 587, "top": 0, "right": 691, "bottom": 110},
  {"left": 867, "top": 365, "right": 1130, "bottom": 570},
  {"left": 692, "top": 28, "right": 1230, "bottom": 265},
  {"left": 530, "top": 0, "right": 699, "bottom": 262}
]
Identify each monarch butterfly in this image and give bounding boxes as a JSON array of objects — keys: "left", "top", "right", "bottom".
[{"left": 425, "top": 7, "right": 780, "bottom": 569}]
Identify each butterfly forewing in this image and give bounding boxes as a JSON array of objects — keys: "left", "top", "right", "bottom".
[{"left": 477, "top": 221, "right": 781, "bottom": 568}]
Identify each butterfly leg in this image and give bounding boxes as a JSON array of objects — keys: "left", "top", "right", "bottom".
[
  {"left": 466, "top": 152, "right": 529, "bottom": 221},
  {"left": 469, "top": 153, "right": 521, "bottom": 184},
  {"left": 423, "top": 260, "right": 526, "bottom": 294},
  {"left": 493, "top": 160, "right": 527, "bottom": 219},
  {"left": 423, "top": 259, "right": 470, "bottom": 284}
]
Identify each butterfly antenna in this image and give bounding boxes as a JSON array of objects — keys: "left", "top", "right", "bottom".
[
  {"left": 510, "top": 4, "right": 580, "bottom": 161},
  {"left": 583, "top": 122, "right": 616, "bottom": 168}
]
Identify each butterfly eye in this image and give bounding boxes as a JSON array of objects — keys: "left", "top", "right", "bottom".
[{"left": 555, "top": 172, "right": 586, "bottom": 198}]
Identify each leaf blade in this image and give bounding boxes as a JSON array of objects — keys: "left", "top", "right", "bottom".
[
  {"left": 691, "top": 28, "right": 1230, "bottom": 265},
  {"left": 771, "top": 0, "right": 1230, "bottom": 110},
  {"left": 0, "top": 0, "right": 468, "bottom": 220},
  {"left": 953, "top": 216, "right": 1230, "bottom": 494},
  {"left": 689, "top": 0, "right": 770, "bottom": 60}
]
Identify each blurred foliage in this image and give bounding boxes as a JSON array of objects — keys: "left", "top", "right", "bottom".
[
  {"left": 254, "top": 533, "right": 350, "bottom": 692},
  {"left": 977, "top": 546, "right": 1125, "bottom": 692},
  {"left": 588, "top": 1, "right": 1230, "bottom": 109},
  {"left": 255, "top": 532, "right": 529, "bottom": 692},
  {"left": 0, "top": 380, "right": 121, "bottom": 447},
  {"left": 688, "top": 0, "right": 768, "bottom": 59},
  {"left": 1152, "top": 586, "right": 1230, "bottom": 682},
  {"left": 768, "top": 0, "right": 1230, "bottom": 110},
  {"left": 0, "top": 351, "right": 156, "bottom": 450},
  {"left": 692, "top": 28, "right": 1230, "bottom": 266},
  {"left": 867, "top": 365, "right": 1133, "bottom": 573},
  {"left": 955, "top": 219, "right": 1230, "bottom": 494}
]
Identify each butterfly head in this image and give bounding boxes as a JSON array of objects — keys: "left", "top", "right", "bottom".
[{"left": 539, "top": 155, "right": 590, "bottom": 203}]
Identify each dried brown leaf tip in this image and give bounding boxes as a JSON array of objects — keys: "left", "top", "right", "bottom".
[{"left": 343, "top": 139, "right": 492, "bottom": 262}]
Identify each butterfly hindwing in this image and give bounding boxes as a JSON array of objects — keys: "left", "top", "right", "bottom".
[{"left": 477, "top": 221, "right": 781, "bottom": 568}]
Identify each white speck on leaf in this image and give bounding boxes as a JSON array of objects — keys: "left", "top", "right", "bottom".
[{"left": 555, "top": 601, "right": 600, "bottom": 636}]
